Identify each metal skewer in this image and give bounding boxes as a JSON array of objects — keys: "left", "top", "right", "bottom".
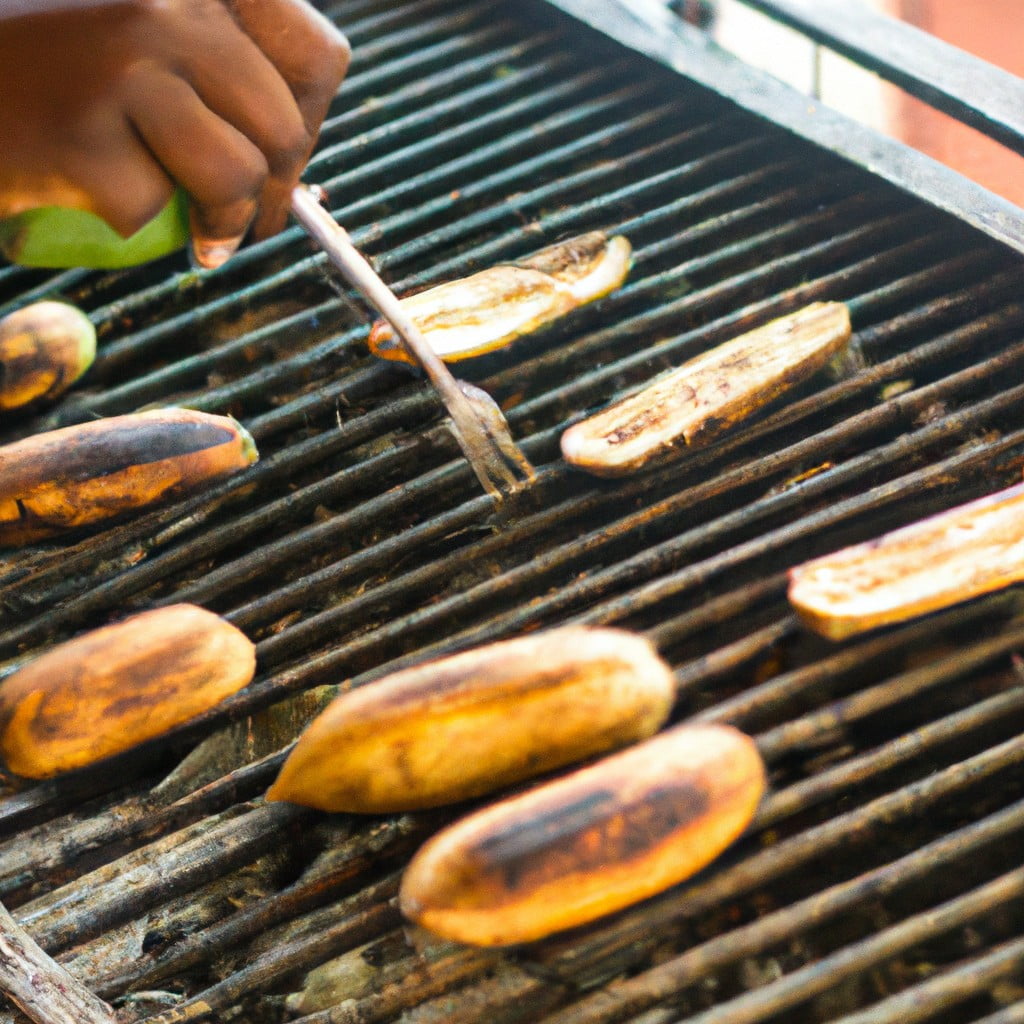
[{"left": 290, "top": 186, "right": 534, "bottom": 500}]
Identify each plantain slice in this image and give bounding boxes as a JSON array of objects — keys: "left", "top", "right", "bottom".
[
  {"left": 266, "top": 626, "right": 674, "bottom": 813},
  {"left": 789, "top": 479, "right": 1024, "bottom": 640},
  {"left": 0, "top": 604, "right": 256, "bottom": 779},
  {"left": 561, "top": 302, "right": 852, "bottom": 477},
  {"left": 367, "top": 232, "right": 632, "bottom": 363},
  {"left": 0, "top": 301, "right": 96, "bottom": 411},
  {"left": 0, "top": 407, "right": 258, "bottom": 545},
  {"left": 399, "top": 723, "right": 766, "bottom": 947}
]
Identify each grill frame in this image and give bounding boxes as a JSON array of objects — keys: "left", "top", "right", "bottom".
[{"left": 542, "top": 0, "right": 1024, "bottom": 255}]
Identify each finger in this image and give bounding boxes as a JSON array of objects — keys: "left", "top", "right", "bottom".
[
  {"left": 226, "top": 0, "right": 350, "bottom": 138},
  {"left": 225, "top": 0, "right": 349, "bottom": 240},
  {"left": 183, "top": 14, "right": 311, "bottom": 242},
  {"left": 183, "top": 5, "right": 311, "bottom": 177},
  {"left": 81, "top": 154, "right": 177, "bottom": 240},
  {"left": 125, "top": 66, "right": 269, "bottom": 268},
  {"left": 0, "top": 152, "right": 174, "bottom": 240}
]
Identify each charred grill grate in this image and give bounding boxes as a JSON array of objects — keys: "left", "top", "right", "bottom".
[{"left": 0, "top": 1, "right": 1023, "bottom": 1023}]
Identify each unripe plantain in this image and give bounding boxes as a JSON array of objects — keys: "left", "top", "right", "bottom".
[
  {"left": 0, "top": 301, "right": 96, "bottom": 411},
  {"left": 266, "top": 626, "right": 675, "bottom": 813},
  {"left": 400, "top": 723, "right": 766, "bottom": 947},
  {"left": 0, "top": 191, "right": 189, "bottom": 269},
  {"left": 0, "top": 407, "right": 258, "bottom": 545},
  {"left": 0, "top": 604, "right": 256, "bottom": 779}
]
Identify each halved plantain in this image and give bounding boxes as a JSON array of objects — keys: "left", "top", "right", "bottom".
[
  {"left": 368, "top": 232, "right": 632, "bottom": 363},
  {"left": 399, "top": 723, "right": 766, "bottom": 946},
  {"left": 0, "top": 604, "right": 256, "bottom": 779},
  {"left": 0, "top": 407, "right": 258, "bottom": 545},
  {"left": 266, "top": 626, "right": 675, "bottom": 813},
  {"left": 789, "top": 478, "right": 1024, "bottom": 640},
  {"left": 561, "top": 302, "right": 851, "bottom": 476}
]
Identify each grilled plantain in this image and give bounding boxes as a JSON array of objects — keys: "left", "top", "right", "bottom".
[
  {"left": 561, "top": 302, "right": 852, "bottom": 476},
  {"left": 0, "top": 407, "right": 258, "bottom": 545},
  {"left": 0, "top": 301, "right": 96, "bottom": 411},
  {"left": 789, "top": 478, "right": 1024, "bottom": 640},
  {"left": 367, "top": 232, "right": 632, "bottom": 363},
  {"left": 0, "top": 604, "right": 256, "bottom": 779},
  {"left": 266, "top": 626, "right": 675, "bottom": 813},
  {"left": 400, "top": 723, "right": 766, "bottom": 946}
]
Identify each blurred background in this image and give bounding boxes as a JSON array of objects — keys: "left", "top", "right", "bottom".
[{"left": 675, "top": 0, "right": 1024, "bottom": 206}]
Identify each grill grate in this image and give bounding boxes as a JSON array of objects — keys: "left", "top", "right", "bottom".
[{"left": 0, "top": 1, "right": 1023, "bottom": 1023}]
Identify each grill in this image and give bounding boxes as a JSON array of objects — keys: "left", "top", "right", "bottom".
[{"left": 1, "top": 2, "right": 1023, "bottom": 1023}]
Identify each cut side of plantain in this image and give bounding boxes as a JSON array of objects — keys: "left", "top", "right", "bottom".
[
  {"left": 367, "top": 232, "right": 632, "bottom": 363},
  {"left": 561, "top": 302, "right": 852, "bottom": 477},
  {"left": 789, "top": 479, "right": 1024, "bottom": 640}
]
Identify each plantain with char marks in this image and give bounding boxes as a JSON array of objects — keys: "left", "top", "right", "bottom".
[
  {"left": 0, "top": 301, "right": 96, "bottom": 411},
  {"left": 267, "top": 626, "right": 675, "bottom": 814},
  {"left": 0, "top": 604, "right": 256, "bottom": 779},
  {"left": 400, "top": 723, "right": 766, "bottom": 946},
  {"left": 0, "top": 407, "right": 258, "bottom": 545}
]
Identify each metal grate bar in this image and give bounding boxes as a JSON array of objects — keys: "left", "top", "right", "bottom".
[
  {"left": 0, "top": 750, "right": 284, "bottom": 901},
  {"left": 673, "top": 883, "right": 1024, "bottom": 1024},
  {"left": 20, "top": 802, "right": 306, "bottom": 953},
  {"left": 827, "top": 938, "right": 1024, "bottom": 1024}
]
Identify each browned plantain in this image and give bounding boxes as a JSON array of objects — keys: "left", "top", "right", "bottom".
[
  {"left": 0, "top": 407, "right": 258, "bottom": 545},
  {"left": 399, "top": 723, "right": 766, "bottom": 946},
  {"left": 561, "top": 302, "right": 851, "bottom": 476},
  {"left": 367, "top": 232, "right": 632, "bottom": 363},
  {"left": 0, "top": 301, "right": 96, "bottom": 411},
  {"left": 266, "top": 626, "right": 675, "bottom": 813},
  {"left": 0, "top": 604, "right": 256, "bottom": 779},
  {"left": 789, "top": 478, "right": 1024, "bottom": 640}
]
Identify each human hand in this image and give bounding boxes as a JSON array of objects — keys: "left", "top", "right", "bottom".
[{"left": 0, "top": 0, "right": 350, "bottom": 267}]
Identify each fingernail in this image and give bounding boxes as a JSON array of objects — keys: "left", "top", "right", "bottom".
[{"left": 190, "top": 237, "right": 243, "bottom": 270}]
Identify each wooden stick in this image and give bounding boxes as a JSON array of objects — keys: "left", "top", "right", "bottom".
[{"left": 0, "top": 900, "right": 115, "bottom": 1024}]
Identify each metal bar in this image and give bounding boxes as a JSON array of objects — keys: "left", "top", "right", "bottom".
[
  {"left": 94, "top": 822, "right": 422, "bottom": 997},
  {"left": 740, "top": 0, "right": 1024, "bottom": 155},
  {"left": 0, "top": 751, "right": 283, "bottom": 901},
  {"left": 19, "top": 803, "right": 307, "bottom": 954},
  {"left": 973, "top": 1004, "right": 1024, "bottom": 1024},
  {"left": 752, "top": 685, "right": 1024, "bottom": 829},
  {"left": 754, "top": 630, "right": 1024, "bottom": 762},
  {"left": 677, "top": 893, "right": 1024, "bottom": 1024},
  {"left": 697, "top": 586, "right": 1024, "bottom": 730},
  {"left": 281, "top": 948, "right": 501, "bottom": 1024},
  {"left": 448, "top": 798, "right": 1024, "bottom": 1024},
  {"left": 827, "top": 937, "right": 1024, "bottom": 1024},
  {"left": 133, "top": 881, "right": 407, "bottom": 1024},
  {"left": 538, "top": 0, "right": 1024, "bottom": 254},
  {"left": 536, "top": 733, "right": 1024, "bottom": 986}
]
